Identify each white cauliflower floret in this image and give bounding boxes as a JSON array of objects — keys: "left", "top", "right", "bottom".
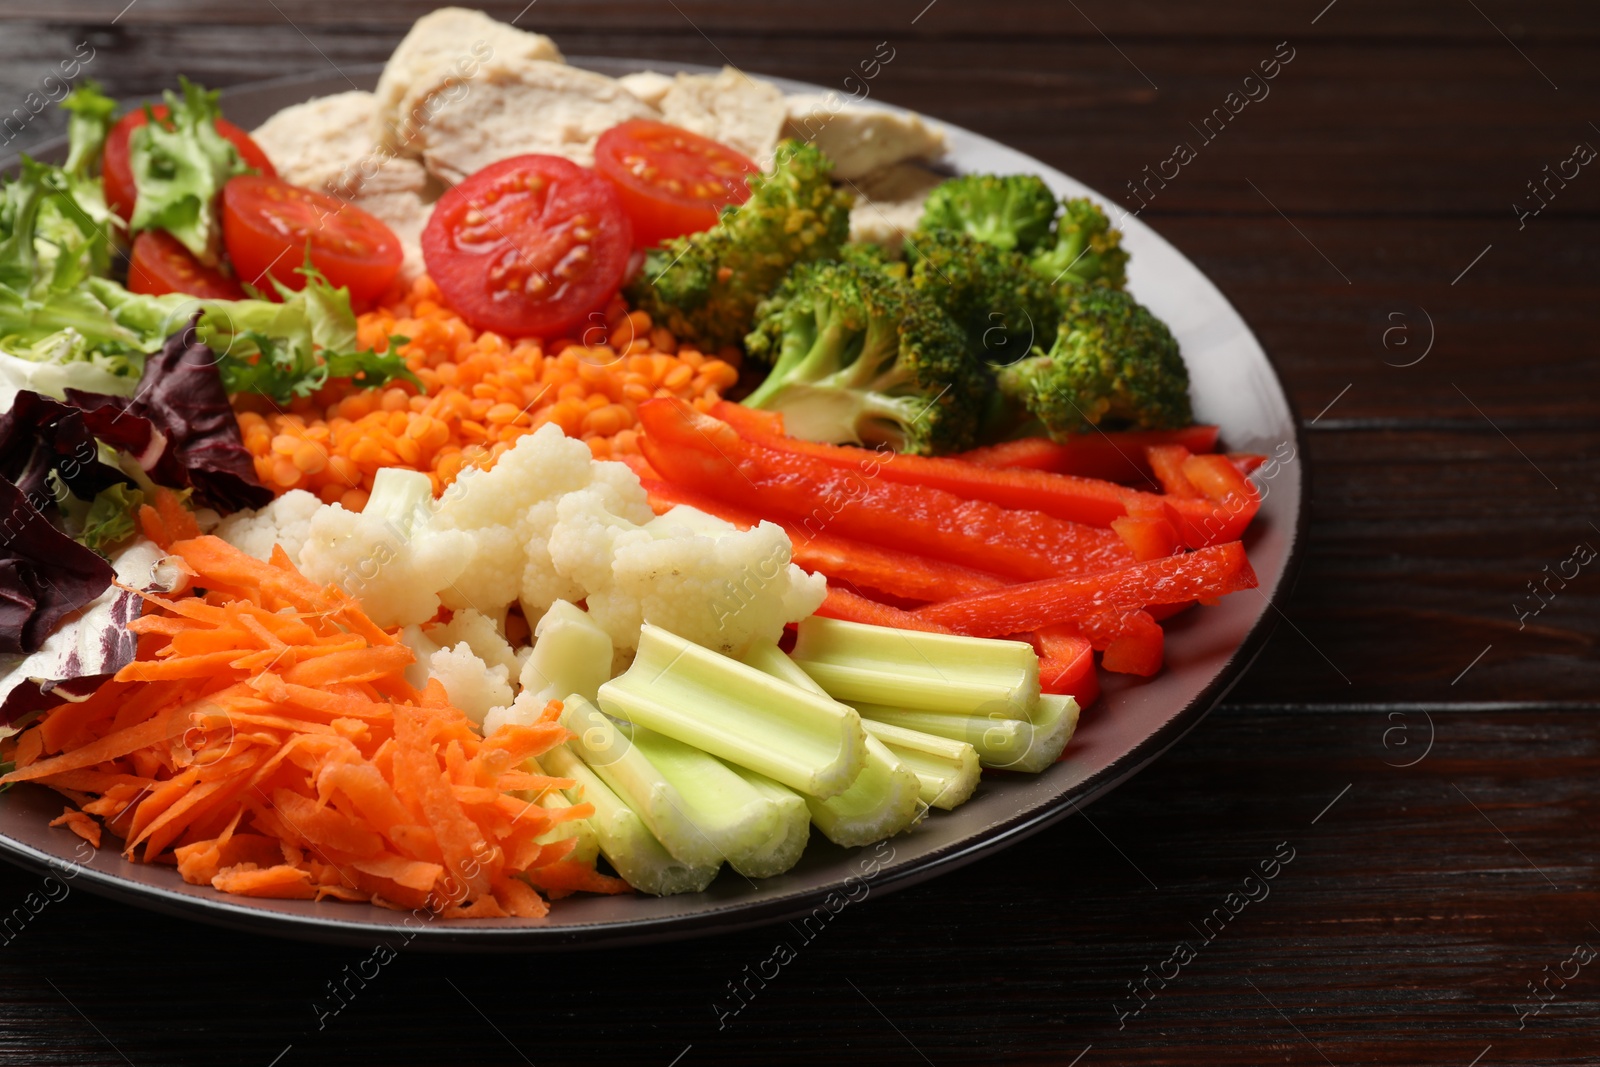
[
  {"left": 213, "top": 490, "right": 322, "bottom": 562},
  {"left": 482, "top": 688, "right": 552, "bottom": 736},
  {"left": 274, "top": 423, "right": 825, "bottom": 666},
  {"left": 424, "top": 608, "right": 518, "bottom": 676},
  {"left": 428, "top": 642, "right": 513, "bottom": 726},
  {"left": 432, "top": 424, "right": 597, "bottom": 620},
  {"left": 579, "top": 507, "right": 826, "bottom": 656},
  {"left": 546, "top": 487, "right": 654, "bottom": 593},
  {"left": 297, "top": 472, "right": 474, "bottom": 630},
  {"left": 518, "top": 499, "right": 585, "bottom": 620},
  {"left": 589, "top": 459, "right": 656, "bottom": 525}
]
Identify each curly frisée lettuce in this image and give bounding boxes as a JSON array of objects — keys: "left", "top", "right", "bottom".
[
  {"left": 127, "top": 77, "right": 251, "bottom": 266},
  {"left": 87, "top": 263, "right": 419, "bottom": 401},
  {"left": 1, "top": 135, "right": 412, "bottom": 403},
  {"left": 59, "top": 83, "right": 119, "bottom": 234}
]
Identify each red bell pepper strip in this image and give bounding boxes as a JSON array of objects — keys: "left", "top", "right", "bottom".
[
  {"left": 708, "top": 401, "right": 787, "bottom": 438},
  {"left": 639, "top": 399, "right": 1134, "bottom": 581},
  {"left": 1170, "top": 453, "right": 1261, "bottom": 548},
  {"left": 956, "top": 426, "right": 1221, "bottom": 480},
  {"left": 1146, "top": 445, "right": 1203, "bottom": 498},
  {"left": 816, "top": 586, "right": 955, "bottom": 634},
  {"left": 639, "top": 477, "right": 1008, "bottom": 602},
  {"left": 912, "top": 541, "right": 1257, "bottom": 637},
  {"left": 1228, "top": 453, "right": 1267, "bottom": 476},
  {"left": 1032, "top": 626, "right": 1099, "bottom": 706},
  {"left": 1098, "top": 611, "right": 1164, "bottom": 677},
  {"left": 711, "top": 400, "right": 1250, "bottom": 548},
  {"left": 1110, "top": 514, "right": 1182, "bottom": 561},
  {"left": 710, "top": 401, "right": 1166, "bottom": 529}
]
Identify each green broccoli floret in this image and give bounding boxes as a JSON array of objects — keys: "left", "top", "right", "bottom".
[
  {"left": 1029, "top": 197, "right": 1129, "bottom": 290},
  {"left": 837, "top": 240, "right": 907, "bottom": 279},
  {"left": 626, "top": 140, "right": 852, "bottom": 352},
  {"left": 996, "top": 287, "right": 1191, "bottom": 435},
  {"left": 905, "top": 230, "right": 1060, "bottom": 366},
  {"left": 741, "top": 260, "right": 990, "bottom": 455},
  {"left": 917, "top": 173, "right": 1058, "bottom": 255}
]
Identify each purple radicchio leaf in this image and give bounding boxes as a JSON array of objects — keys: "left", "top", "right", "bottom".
[
  {"left": 0, "top": 540, "right": 181, "bottom": 726},
  {"left": 66, "top": 317, "right": 273, "bottom": 513},
  {"left": 0, "top": 476, "right": 115, "bottom": 657},
  {"left": 0, "top": 391, "right": 148, "bottom": 508}
]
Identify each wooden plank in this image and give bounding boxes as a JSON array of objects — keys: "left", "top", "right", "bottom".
[
  {"left": 0, "top": 705, "right": 1591, "bottom": 1064},
  {"left": 1228, "top": 424, "right": 1598, "bottom": 706}
]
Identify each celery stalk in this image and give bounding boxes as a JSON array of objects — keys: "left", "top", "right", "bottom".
[
  {"left": 790, "top": 617, "right": 1040, "bottom": 718},
  {"left": 522, "top": 755, "right": 599, "bottom": 866},
  {"left": 855, "top": 693, "right": 1079, "bottom": 773},
  {"left": 804, "top": 736, "right": 922, "bottom": 847},
  {"left": 531, "top": 787, "right": 600, "bottom": 867},
  {"left": 744, "top": 639, "right": 922, "bottom": 845},
  {"left": 542, "top": 744, "right": 719, "bottom": 896},
  {"left": 862, "top": 719, "right": 981, "bottom": 810},
  {"left": 558, "top": 695, "right": 724, "bottom": 868},
  {"left": 741, "top": 638, "right": 826, "bottom": 693},
  {"left": 720, "top": 764, "right": 812, "bottom": 878},
  {"left": 597, "top": 624, "right": 867, "bottom": 799},
  {"left": 627, "top": 727, "right": 789, "bottom": 879}
]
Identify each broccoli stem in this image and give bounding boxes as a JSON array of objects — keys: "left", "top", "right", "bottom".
[
  {"left": 790, "top": 616, "right": 1041, "bottom": 719},
  {"left": 744, "top": 300, "right": 859, "bottom": 408},
  {"left": 598, "top": 624, "right": 867, "bottom": 799},
  {"left": 541, "top": 743, "right": 720, "bottom": 896}
]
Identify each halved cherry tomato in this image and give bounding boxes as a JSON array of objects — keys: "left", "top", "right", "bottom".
[
  {"left": 594, "top": 120, "right": 758, "bottom": 247},
  {"left": 103, "top": 105, "right": 277, "bottom": 222},
  {"left": 127, "top": 229, "right": 246, "bottom": 299},
  {"left": 421, "top": 154, "right": 632, "bottom": 338},
  {"left": 221, "top": 175, "right": 402, "bottom": 305}
]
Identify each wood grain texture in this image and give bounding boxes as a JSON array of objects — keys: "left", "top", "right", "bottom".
[{"left": 0, "top": 2, "right": 1595, "bottom": 1064}]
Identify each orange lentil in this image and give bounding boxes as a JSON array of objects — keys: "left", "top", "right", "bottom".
[{"left": 233, "top": 274, "right": 742, "bottom": 509}]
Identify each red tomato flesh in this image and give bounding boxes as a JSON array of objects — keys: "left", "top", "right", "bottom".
[
  {"left": 221, "top": 175, "right": 402, "bottom": 304},
  {"left": 594, "top": 120, "right": 758, "bottom": 247},
  {"left": 127, "top": 229, "right": 246, "bottom": 300},
  {"left": 104, "top": 105, "right": 277, "bottom": 223},
  {"left": 421, "top": 154, "right": 632, "bottom": 338}
]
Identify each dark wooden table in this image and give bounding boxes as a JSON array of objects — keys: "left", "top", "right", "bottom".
[{"left": 2, "top": 2, "right": 1597, "bottom": 1064}]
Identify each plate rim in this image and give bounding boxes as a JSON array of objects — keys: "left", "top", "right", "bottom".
[{"left": 0, "top": 58, "right": 1307, "bottom": 951}]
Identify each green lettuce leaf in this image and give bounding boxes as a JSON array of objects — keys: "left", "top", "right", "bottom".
[
  {"left": 0, "top": 330, "right": 141, "bottom": 410},
  {"left": 59, "top": 82, "right": 120, "bottom": 235},
  {"left": 86, "top": 261, "right": 419, "bottom": 401},
  {"left": 80, "top": 483, "right": 144, "bottom": 554},
  {"left": 127, "top": 77, "right": 249, "bottom": 266}
]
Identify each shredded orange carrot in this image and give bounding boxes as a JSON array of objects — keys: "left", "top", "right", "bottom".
[
  {"left": 49, "top": 808, "right": 102, "bottom": 849},
  {"left": 2, "top": 534, "right": 628, "bottom": 915},
  {"left": 137, "top": 486, "right": 202, "bottom": 550},
  {"left": 233, "top": 276, "right": 743, "bottom": 508}
]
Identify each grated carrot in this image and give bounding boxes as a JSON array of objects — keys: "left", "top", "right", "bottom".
[
  {"left": 0, "top": 535, "right": 629, "bottom": 915},
  {"left": 233, "top": 276, "right": 743, "bottom": 507}
]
